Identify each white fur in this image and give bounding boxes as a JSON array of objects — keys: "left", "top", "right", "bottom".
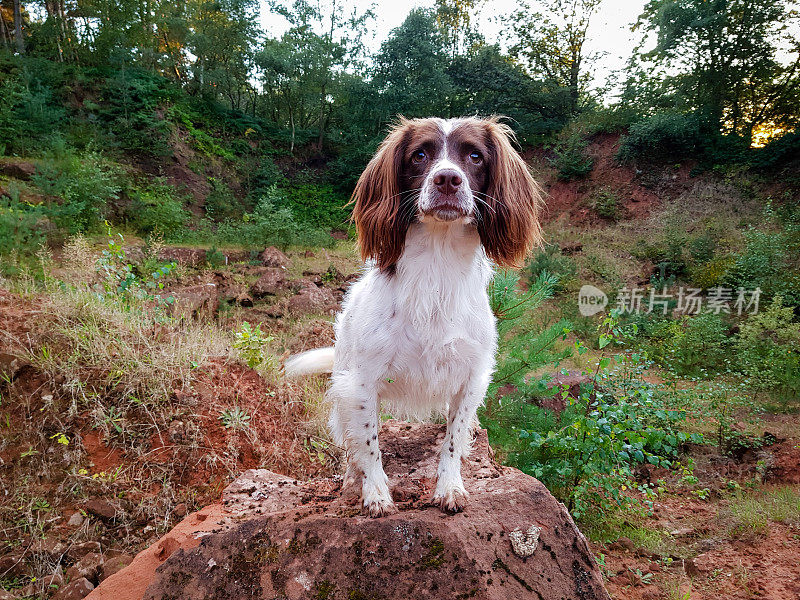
[
  {"left": 287, "top": 222, "right": 496, "bottom": 516},
  {"left": 286, "top": 117, "right": 501, "bottom": 516},
  {"left": 284, "top": 347, "right": 335, "bottom": 377}
]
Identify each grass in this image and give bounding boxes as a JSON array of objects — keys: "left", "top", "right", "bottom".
[{"left": 724, "top": 486, "right": 800, "bottom": 539}]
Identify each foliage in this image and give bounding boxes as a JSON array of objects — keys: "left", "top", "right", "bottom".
[
  {"left": 215, "top": 186, "right": 331, "bottom": 249},
  {"left": 617, "top": 112, "right": 701, "bottom": 164},
  {"left": 485, "top": 307, "right": 700, "bottom": 518},
  {"left": 525, "top": 244, "right": 577, "bottom": 292},
  {"left": 662, "top": 313, "right": 730, "bottom": 379},
  {"left": 550, "top": 129, "right": 594, "bottom": 180},
  {"left": 126, "top": 180, "right": 189, "bottom": 235},
  {"left": 32, "top": 151, "right": 122, "bottom": 233},
  {"left": 219, "top": 406, "right": 252, "bottom": 430},
  {"left": 233, "top": 321, "right": 277, "bottom": 373},
  {"left": 592, "top": 188, "right": 621, "bottom": 221},
  {"left": 736, "top": 296, "right": 800, "bottom": 398},
  {"left": 0, "top": 197, "right": 46, "bottom": 265}
]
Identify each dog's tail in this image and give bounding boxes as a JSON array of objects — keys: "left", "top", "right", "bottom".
[{"left": 284, "top": 347, "right": 335, "bottom": 377}]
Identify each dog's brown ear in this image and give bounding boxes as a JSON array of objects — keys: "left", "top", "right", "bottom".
[
  {"left": 351, "top": 120, "right": 412, "bottom": 273},
  {"left": 477, "top": 118, "right": 543, "bottom": 268}
]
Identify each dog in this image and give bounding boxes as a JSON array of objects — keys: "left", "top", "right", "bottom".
[{"left": 285, "top": 116, "right": 542, "bottom": 517}]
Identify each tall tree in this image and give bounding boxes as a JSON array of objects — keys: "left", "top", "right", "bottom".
[
  {"left": 505, "top": 0, "right": 601, "bottom": 115},
  {"left": 635, "top": 0, "right": 800, "bottom": 142},
  {"left": 434, "top": 0, "right": 481, "bottom": 59},
  {"left": 13, "top": 0, "right": 23, "bottom": 52}
]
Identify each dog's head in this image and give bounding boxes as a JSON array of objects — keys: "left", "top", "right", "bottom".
[{"left": 352, "top": 116, "right": 543, "bottom": 272}]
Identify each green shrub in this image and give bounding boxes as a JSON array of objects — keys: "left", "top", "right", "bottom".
[
  {"left": 663, "top": 313, "right": 730, "bottom": 378},
  {"left": 726, "top": 228, "right": 799, "bottom": 306},
  {"left": 550, "top": 130, "right": 594, "bottom": 181},
  {"left": 485, "top": 308, "right": 700, "bottom": 518},
  {"left": 216, "top": 186, "right": 331, "bottom": 249},
  {"left": 593, "top": 188, "right": 621, "bottom": 220},
  {"left": 204, "top": 177, "right": 246, "bottom": 221},
  {"left": 618, "top": 112, "right": 701, "bottom": 163},
  {"left": 525, "top": 244, "right": 577, "bottom": 292},
  {"left": 127, "top": 180, "right": 189, "bottom": 235},
  {"left": 32, "top": 151, "right": 121, "bottom": 233},
  {"left": 278, "top": 183, "right": 351, "bottom": 229},
  {"left": 736, "top": 296, "right": 800, "bottom": 400},
  {"left": 0, "top": 199, "right": 47, "bottom": 270}
]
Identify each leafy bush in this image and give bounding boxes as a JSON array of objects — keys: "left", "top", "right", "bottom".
[
  {"left": 593, "top": 188, "right": 621, "bottom": 220},
  {"left": 278, "top": 183, "right": 351, "bottom": 229},
  {"left": 204, "top": 177, "right": 246, "bottom": 221},
  {"left": 0, "top": 198, "right": 47, "bottom": 269},
  {"left": 485, "top": 308, "right": 700, "bottom": 518},
  {"left": 216, "top": 186, "right": 331, "bottom": 249},
  {"left": 32, "top": 151, "right": 121, "bottom": 233},
  {"left": 726, "top": 227, "right": 799, "bottom": 306},
  {"left": 618, "top": 112, "right": 701, "bottom": 163},
  {"left": 525, "top": 244, "right": 577, "bottom": 292},
  {"left": 550, "top": 130, "right": 594, "bottom": 181},
  {"left": 736, "top": 297, "right": 800, "bottom": 399},
  {"left": 126, "top": 180, "right": 189, "bottom": 235},
  {"left": 663, "top": 313, "right": 730, "bottom": 378}
]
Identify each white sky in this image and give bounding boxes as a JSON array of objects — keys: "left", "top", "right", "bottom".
[{"left": 258, "top": 0, "right": 650, "bottom": 98}]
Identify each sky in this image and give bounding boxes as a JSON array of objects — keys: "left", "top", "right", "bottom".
[{"left": 258, "top": 0, "right": 650, "bottom": 97}]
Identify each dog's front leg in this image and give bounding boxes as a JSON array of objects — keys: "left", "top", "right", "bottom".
[
  {"left": 329, "top": 378, "right": 396, "bottom": 517},
  {"left": 433, "top": 377, "right": 488, "bottom": 512}
]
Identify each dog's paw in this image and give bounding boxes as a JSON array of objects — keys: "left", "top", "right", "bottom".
[
  {"left": 432, "top": 484, "right": 469, "bottom": 513},
  {"left": 362, "top": 481, "right": 397, "bottom": 518}
]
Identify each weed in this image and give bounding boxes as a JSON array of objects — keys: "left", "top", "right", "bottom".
[
  {"left": 219, "top": 406, "right": 251, "bottom": 431},
  {"left": 233, "top": 322, "right": 276, "bottom": 373}
]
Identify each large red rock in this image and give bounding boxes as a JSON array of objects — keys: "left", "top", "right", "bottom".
[
  {"left": 259, "top": 246, "right": 291, "bottom": 269},
  {"left": 0, "top": 159, "right": 37, "bottom": 180},
  {"left": 287, "top": 282, "right": 337, "bottom": 315},
  {"left": 249, "top": 268, "right": 287, "bottom": 297},
  {"left": 88, "top": 423, "right": 609, "bottom": 600}
]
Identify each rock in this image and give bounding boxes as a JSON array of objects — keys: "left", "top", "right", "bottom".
[
  {"left": 157, "top": 247, "right": 206, "bottom": 267},
  {"left": 0, "top": 159, "right": 37, "bottom": 180},
  {"left": 609, "top": 536, "right": 635, "bottom": 553},
  {"left": 0, "top": 553, "right": 27, "bottom": 577},
  {"left": 42, "top": 568, "right": 65, "bottom": 588},
  {"left": 88, "top": 422, "right": 609, "bottom": 600},
  {"left": 0, "top": 589, "right": 20, "bottom": 600},
  {"left": 259, "top": 246, "right": 290, "bottom": 268},
  {"left": 250, "top": 268, "right": 287, "bottom": 297},
  {"left": 53, "top": 577, "right": 95, "bottom": 600},
  {"left": 0, "top": 353, "right": 30, "bottom": 383},
  {"left": 537, "top": 371, "right": 592, "bottom": 414},
  {"left": 561, "top": 242, "right": 583, "bottom": 255},
  {"left": 100, "top": 554, "right": 134, "bottom": 582},
  {"left": 172, "top": 503, "right": 187, "bottom": 518},
  {"left": 84, "top": 499, "right": 118, "bottom": 522},
  {"left": 67, "top": 512, "right": 85, "bottom": 527},
  {"left": 31, "top": 537, "right": 67, "bottom": 559},
  {"left": 67, "top": 541, "right": 102, "bottom": 561},
  {"left": 66, "top": 552, "right": 104, "bottom": 583},
  {"left": 287, "top": 283, "right": 337, "bottom": 316},
  {"left": 685, "top": 553, "right": 713, "bottom": 577},
  {"left": 167, "top": 283, "right": 219, "bottom": 320}
]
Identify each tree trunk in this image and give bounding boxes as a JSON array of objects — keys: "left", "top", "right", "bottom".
[{"left": 13, "top": 0, "right": 24, "bottom": 54}]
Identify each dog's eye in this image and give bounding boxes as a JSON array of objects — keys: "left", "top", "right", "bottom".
[
  {"left": 468, "top": 151, "right": 483, "bottom": 164},
  {"left": 412, "top": 149, "right": 427, "bottom": 164}
]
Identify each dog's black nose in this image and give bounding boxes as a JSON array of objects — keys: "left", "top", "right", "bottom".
[{"left": 433, "top": 170, "right": 462, "bottom": 195}]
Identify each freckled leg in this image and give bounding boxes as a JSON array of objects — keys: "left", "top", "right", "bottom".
[
  {"left": 433, "top": 379, "right": 487, "bottom": 512},
  {"left": 328, "top": 377, "right": 396, "bottom": 517}
]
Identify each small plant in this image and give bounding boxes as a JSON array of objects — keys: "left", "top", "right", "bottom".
[
  {"left": 233, "top": 322, "right": 276, "bottom": 371},
  {"left": 219, "top": 406, "right": 251, "bottom": 430},
  {"left": 593, "top": 188, "right": 621, "bottom": 221},
  {"left": 550, "top": 129, "right": 594, "bottom": 181},
  {"left": 206, "top": 246, "right": 226, "bottom": 268}
]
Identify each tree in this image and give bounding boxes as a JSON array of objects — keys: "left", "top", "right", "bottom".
[
  {"left": 13, "top": 0, "right": 23, "bottom": 53},
  {"left": 373, "top": 9, "right": 452, "bottom": 119},
  {"left": 505, "top": 0, "right": 601, "bottom": 115},
  {"left": 263, "top": 0, "right": 373, "bottom": 151},
  {"left": 635, "top": 0, "right": 800, "bottom": 143},
  {"left": 434, "top": 0, "right": 482, "bottom": 59}
]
